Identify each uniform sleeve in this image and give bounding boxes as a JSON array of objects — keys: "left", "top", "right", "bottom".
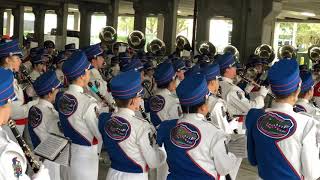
[
  {"left": 167, "top": 100, "right": 181, "bottom": 120},
  {"left": 137, "top": 122, "right": 167, "bottom": 169},
  {"left": 301, "top": 119, "right": 320, "bottom": 180},
  {"left": 83, "top": 102, "right": 103, "bottom": 145},
  {"left": 209, "top": 131, "right": 237, "bottom": 175},
  {"left": 227, "top": 88, "right": 264, "bottom": 114},
  {"left": 210, "top": 102, "right": 232, "bottom": 133},
  {"left": 11, "top": 99, "right": 39, "bottom": 120}
]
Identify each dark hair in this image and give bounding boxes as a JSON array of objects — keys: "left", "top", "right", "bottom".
[
  {"left": 115, "top": 99, "right": 131, "bottom": 108},
  {"left": 220, "top": 68, "right": 227, "bottom": 76},
  {"left": 181, "top": 99, "right": 206, "bottom": 114},
  {"left": 298, "top": 88, "right": 312, "bottom": 99},
  {"left": 0, "top": 56, "right": 6, "bottom": 67},
  {"left": 157, "top": 80, "right": 172, "bottom": 89},
  {"left": 275, "top": 91, "right": 296, "bottom": 100}
]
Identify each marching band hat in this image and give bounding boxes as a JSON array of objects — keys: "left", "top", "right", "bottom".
[
  {"left": 154, "top": 62, "right": 175, "bottom": 86},
  {"left": 143, "top": 61, "right": 155, "bottom": 71},
  {"left": 33, "top": 70, "right": 62, "bottom": 96},
  {"left": 172, "top": 58, "right": 187, "bottom": 72},
  {"left": 176, "top": 73, "right": 209, "bottom": 106},
  {"left": 202, "top": 63, "right": 221, "bottom": 82},
  {"left": 44, "top": 40, "right": 55, "bottom": 49},
  {"left": 83, "top": 44, "right": 104, "bottom": 61},
  {"left": 300, "top": 71, "right": 314, "bottom": 93},
  {"left": 120, "top": 57, "right": 143, "bottom": 72},
  {"left": 0, "top": 68, "right": 16, "bottom": 106},
  {"left": 110, "top": 70, "right": 143, "bottom": 100},
  {"left": 268, "top": 59, "right": 301, "bottom": 96},
  {"left": 65, "top": 43, "right": 77, "bottom": 51},
  {"left": 54, "top": 51, "right": 67, "bottom": 64},
  {"left": 184, "top": 64, "right": 201, "bottom": 77},
  {"left": 217, "top": 52, "right": 236, "bottom": 70},
  {"left": 62, "top": 51, "right": 93, "bottom": 81},
  {"left": 0, "top": 39, "right": 23, "bottom": 59}
]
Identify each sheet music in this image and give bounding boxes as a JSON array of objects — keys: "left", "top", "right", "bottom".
[
  {"left": 54, "top": 144, "right": 71, "bottom": 167},
  {"left": 227, "top": 134, "right": 247, "bottom": 158},
  {"left": 34, "top": 134, "right": 69, "bottom": 161}
]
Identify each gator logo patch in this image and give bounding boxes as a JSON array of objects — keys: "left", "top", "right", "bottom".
[
  {"left": 105, "top": 116, "right": 131, "bottom": 141},
  {"left": 170, "top": 123, "right": 201, "bottom": 149},
  {"left": 293, "top": 104, "right": 306, "bottom": 113},
  {"left": 257, "top": 112, "right": 296, "bottom": 139},
  {"left": 58, "top": 94, "right": 78, "bottom": 116},
  {"left": 28, "top": 106, "right": 42, "bottom": 128},
  {"left": 149, "top": 95, "right": 165, "bottom": 112},
  {"left": 12, "top": 157, "right": 22, "bottom": 178}
]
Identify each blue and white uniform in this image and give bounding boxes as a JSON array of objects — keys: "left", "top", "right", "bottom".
[
  {"left": 99, "top": 70, "right": 166, "bottom": 180},
  {"left": 56, "top": 51, "right": 102, "bottom": 180},
  {"left": 246, "top": 59, "right": 320, "bottom": 180}
]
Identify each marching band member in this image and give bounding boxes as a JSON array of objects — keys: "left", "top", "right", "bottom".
[
  {"left": 98, "top": 70, "right": 166, "bottom": 180},
  {"left": 149, "top": 62, "right": 181, "bottom": 127},
  {"left": 246, "top": 59, "right": 320, "bottom": 180},
  {"left": 217, "top": 52, "right": 269, "bottom": 133},
  {"left": 54, "top": 51, "right": 67, "bottom": 84},
  {"left": 142, "top": 60, "right": 156, "bottom": 98},
  {"left": 312, "top": 63, "right": 320, "bottom": 107},
  {"left": 0, "top": 67, "right": 50, "bottom": 180},
  {"left": 64, "top": 43, "right": 77, "bottom": 59},
  {"left": 172, "top": 58, "right": 187, "bottom": 86},
  {"left": 294, "top": 71, "right": 320, "bottom": 120},
  {"left": 56, "top": 51, "right": 102, "bottom": 180},
  {"left": 157, "top": 73, "right": 238, "bottom": 180},
  {"left": 0, "top": 39, "right": 38, "bottom": 139},
  {"left": 28, "top": 70, "right": 67, "bottom": 180},
  {"left": 83, "top": 44, "right": 115, "bottom": 111}
]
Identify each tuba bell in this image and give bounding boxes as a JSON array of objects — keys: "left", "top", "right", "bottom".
[
  {"left": 128, "top": 30, "right": 146, "bottom": 51},
  {"left": 147, "top": 38, "right": 166, "bottom": 56},
  {"left": 254, "top": 44, "right": 275, "bottom": 64},
  {"left": 176, "top": 35, "right": 191, "bottom": 51},
  {"left": 99, "top": 26, "right": 117, "bottom": 49},
  {"left": 277, "top": 45, "right": 297, "bottom": 60},
  {"left": 198, "top": 42, "right": 216, "bottom": 57},
  {"left": 308, "top": 45, "right": 320, "bottom": 63},
  {"left": 223, "top": 45, "right": 240, "bottom": 62}
]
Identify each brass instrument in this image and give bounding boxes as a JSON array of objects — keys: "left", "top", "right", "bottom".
[
  {"left": 7, "top": 119, "right": 41, "bottom": 173},
  {"left": 99, "top": 26, "right": 117, "bottom": 50},
  {"left": 112, "top": 42, "right": 129, "bottom": 55},
  {"left": 224, "top": 45, "right": 240, "bottom": 62},
  {"left": 128, "top": 30, "right": 146, "bottom": 51},
  {"left": 254, "top": 44, "right": 275, "bottom": 64},
  {"left": 147, "top": 38, "right": 166, "bottom": 56},
  {"left": 308, "top": 45, "right": 320, "bottom": 63},
  {"left": 198, "top": 42, "right": 216, "bottom": 57},
  {"left": 176, "top": 35, "right": 191, "bottom": 52},
  {"left": 278, "top": 45, "right": 297, "bottom": 60}
]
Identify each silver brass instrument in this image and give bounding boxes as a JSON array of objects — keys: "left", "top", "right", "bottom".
[
  {"left": 147, "top": 38, "right": 166, "bottom": 56},
  {"left": 198, "top": 41, "right": 217, "bottom": 57},
  {"left": 308, "top": 45, "right": 320, "bottom": 63},
  {"left": 254, "top": 44, "right": 275, "bottom": 64},
  {"left": 99, "top": 26, "right": 117, "bottom": 50},
  {"left": 112, "top": 42, "right": 129, "bottom": 55},
  {"left": 128, "top": 30, "right": 146, "bottom": 51},
  {"left": 176, "top": 35, "right": 191, "bottom": 52},
  {"left": 7, "top": 119, "right": 41, "bottom": 173},
  {"left": 224, "top": 45, "right": 240, "bottom": 62},
  {"left": 278, "top": 45, "right": 297, "bottom": 60}
]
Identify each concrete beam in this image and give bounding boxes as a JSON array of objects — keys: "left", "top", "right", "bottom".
[
  {"left": 55, "top": 3, "right": 68, "bottom": 50},
  {"left": 163, "top": 0, "right": 178, "bottom": 54},
  {"left": 133, "top": 3, "right": 146, "bottom": 33},
  {"left": 12, "top": 5, "right": 24, "bottom": 45}
]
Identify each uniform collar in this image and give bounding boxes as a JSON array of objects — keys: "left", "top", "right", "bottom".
[
  {"left": 69, "top": 84, "right": 84, "bottom": 93},
  {"left": 118, "top": 108, "right": 135, "bottom": 116},
  {"left": 297, "top": 98, "right": 309, "bottom": 104},
  {"left": 157, "top": 88, "right": 172, "bottom": 95},
  {"left": 38, "top": 99, "right": 54, "bottom": 109},
  {"left": 222, "top": 77, "right": 233, "bottom": 84},
  {"left": 182, "top": 113, "right": 205, "bottom": 121},
  {"left": 271, "top": 102, "right": 294, "bottom": 112}
]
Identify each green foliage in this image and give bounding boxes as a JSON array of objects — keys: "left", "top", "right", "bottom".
[{"left": 177, "top": 19, "right": 189, "bottom": 34}]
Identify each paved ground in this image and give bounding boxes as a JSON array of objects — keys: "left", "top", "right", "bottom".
[{"left": 98, "top": 151, "right": 259, "bottom": 180}]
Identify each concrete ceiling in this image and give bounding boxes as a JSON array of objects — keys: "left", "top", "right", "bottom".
[{"left": 278, "top": 0, "right": 320, "bottom": 20}]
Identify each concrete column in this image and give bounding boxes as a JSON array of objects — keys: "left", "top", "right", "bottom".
[
  {"left": 74, "top": 12, "right": 80, "bottom": 31},
  {"left": 0, "top": 8, "right": 5, "bottom": 36},
  {"left": 196, "top": 16, "right": 210, "bottom": 43},
  {"left": 163, "top": 0, "right": 178, "bottom": 54},
  {"left": 261, "top": 1, "right": 282, "bottom": 45},
  {"left": 33, "top": 6, "right": 46, "bottom": 47},
  {"left": 12, "top": 6, "right": 24, "bottom": 45},
  {"left": 157, "top": 14, "right": 164, "bottom": 40},
  {"left": 79, "top": 5, "right": 93, "bottom": 48},
  {"left": 106, "top": 0, "right": 119, "bottom": 28},
  {"left": 55, "top": 4, "right": 68, "bottom": 50},
  {"left": 133, "top": 4, "right": 146, "bottom": 34}
]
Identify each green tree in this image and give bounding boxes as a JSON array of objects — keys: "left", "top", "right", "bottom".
[{"left": 176, "top": 19, "right": 189, "bottom": 35}]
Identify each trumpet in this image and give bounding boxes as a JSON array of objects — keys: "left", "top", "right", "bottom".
[{"left": 8, "top": 119, "right": 41, "bottom": 173}]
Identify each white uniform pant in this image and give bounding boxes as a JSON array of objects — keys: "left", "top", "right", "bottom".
[
  {"left": 106, "top": 168, "right": 148, "bottom": 180},
  {"left": 70, "top": 144, "right": 99, "bottom": 180}
]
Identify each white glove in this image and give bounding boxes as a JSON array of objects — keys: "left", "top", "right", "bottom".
[
  {"left": 244, "top": 84, "right": 255, "bottom": 94},
  {"left": 258, "top": 86, "right": 269, "bottom": 97},
  {"left": 32, "top": 165, "right": 50, "bottom": 180}
]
